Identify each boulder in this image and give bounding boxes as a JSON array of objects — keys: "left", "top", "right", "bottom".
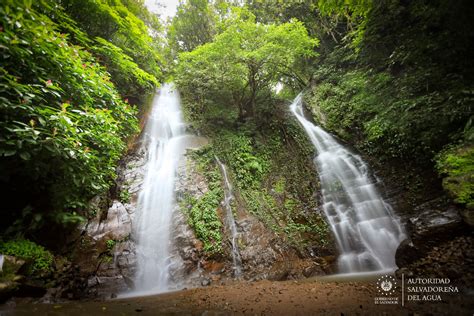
[
  {"left": 460, "top": 208, "right": 474, "bottom": 228},
  {"left": 408, "top": 205, "right": 462, "bottom": 238},
  {"left": 395, "top": 202, "right": 466, "bottom": 268},
  {"left": 0, "top": 256, "right": 28, "bottom": 302},
  {"left": 0, "top": 255, "right": 26, "bottom": 275},
  {"left": 0, "top": 280, "right": 18, "bottom": 302},
  {"left": 395, "top": 239, "right": 420, "bottom": 268},
  {"left": 88, "top": 201, "right": 132, "bottom": 241}
]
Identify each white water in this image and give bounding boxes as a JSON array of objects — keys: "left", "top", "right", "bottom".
[
  {"left": 133, "top": 83, "right": 186, "bottom": 293},
  {"left": 215, "top": 156, "right": 243, "bottom": 277},
  {"left": 290, "top": 94, "right": 405, "bottom": 273}
]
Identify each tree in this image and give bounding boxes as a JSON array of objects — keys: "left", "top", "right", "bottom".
[
  {"left": 59, "top": 0, "right": 164, "bottom": 80},
  {"left": 175, "top": 10, "right": 317, "bottom": 121},
  {"left": 168, "top": 0, "right": 217, "bottom": 55}
]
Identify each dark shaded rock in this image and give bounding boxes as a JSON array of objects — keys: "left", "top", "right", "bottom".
[
  {"left": 395, "top": 239, "right": 420, "bottom": 268},
  {"left": 396, "top": 202, "right": 467, "bottom": 268},
  {"left": 396, "top": 236, "right": 474, "bottom": 288},
  {"left": 38, "top": 287, "right": 59, "bottom": 303},
  {"left": 445, "top": 267, "right": 462, "bottom": 279},
  {"left": 17, "top": 279, "right": 47, "bottom": 298},
  {"left": 123, "top": 275, "right": 135, "bottom": 290},
  {"left": 460, "top": 208, "right": 474, "bottom": 228},
  {"left": 0, "top": 281, "right": 19, "bottom": 302},
  {"left": 408, "top": 205, "right": 462, "bottom": 238},
  {"left": 303, "top": 264, "right": 322, "bottom": 278}
]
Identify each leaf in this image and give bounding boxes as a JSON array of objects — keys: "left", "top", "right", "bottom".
[
  {"left": 19, "top": 151, "right": 31, "bottom": 160},
  {"left": 3, "top": 149, "right": 16, "bottom": 157}
]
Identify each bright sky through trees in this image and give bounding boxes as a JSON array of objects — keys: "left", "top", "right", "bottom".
[{"left": 145, "top": 0, "right": 179, "bottom": 19}]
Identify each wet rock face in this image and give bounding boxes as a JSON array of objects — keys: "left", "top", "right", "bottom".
[
  {"left": 66, "top": 151, "right": 147, "bottom": 299},
  {"left": 395, "top": 200, "right": 466, "bottom": 268},
  {"left": 68, "top": 143, "right": 328, "bottom": 299},
  {"left": 175, "top": 153, "right": 329, "bottom": 283},
  {"left": 395, "top": 198, "right": 473, "bottom": 287},
  {"left": 237, "top": 218, "right": 300, "bottom": 280},
  {"left": 408, "top": 204, "right": 463, "bottom": 238},
  {"left": 72, "top": 199, "right": 137, "bottom": 298},
  {"left": 86, "top": 201, "right": 132, "bottom": 241},
  {"left": 172, "top": 154, "right": 221, "bottom": 287},
  {"left": 237, "top": 218, "right": 329, "bottom": 280}
]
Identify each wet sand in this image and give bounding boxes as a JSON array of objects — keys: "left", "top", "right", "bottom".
[{"left": 3, "top": 276, "right": 473, "bottom": 315}]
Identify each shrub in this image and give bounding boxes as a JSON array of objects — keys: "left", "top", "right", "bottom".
[
  {"left": 0, "top": 239, "right": 53, "bottom": 275},
  {"left": 0, "top": 0, "right": 139, "bottom": 230}
]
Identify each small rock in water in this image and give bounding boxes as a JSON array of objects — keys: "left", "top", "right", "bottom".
[
  {"left": 110, "top": 293, "right": 117, "bottom": 299},
  {"left": 201, "top": 278, "right": 211, "bottom": 286}
]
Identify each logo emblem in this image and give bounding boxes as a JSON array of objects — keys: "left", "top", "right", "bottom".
[{"left": 377, "top": 275, "right": 397, "bottom": 296}]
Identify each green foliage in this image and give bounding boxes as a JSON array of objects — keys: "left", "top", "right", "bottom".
[
  {"left": 175, "top": 12, "right": 317, "bottom": 121},
  {"left": 184, "top": 146, "right": 224, "bottom": 256},
  {"left": 0, "top": 0, "right": 140, "bottom": 232},
  {"left": 106, "top": 239, "right": 116, "bottom": 251},
  {"left": 184, "top": 189, "right": 223, "bottom": 256},
  {"left": 243, "top": 190, "right": 279, "bottom": 231},
  {"left": 60, "top": 0, "right": 164, "bottom": 80},
  {"left": 202, "top": 122, "right": 330, "bottom": 251},
  {"left": 119, "top": 189, "right": 131, "bottom": 204},
  {"left": 436, "top": 145, "right": 474, "bottom": 208},
  {"left": 168, "top": 0, "right": 217, "bottom": 55},
  {"left": 273, "top": 178, "right": 286, "bottom": 194},
  {"left": 0, "top": 239, "right": 53, "bottom": 275},
  {"left": 306, "top": 0, "right": 474, "bottom": 165},
  {"left": 92, "top": 38, "right": 158, "bottom": 104},
  {"left": 213, "top": 131, "right": 269, "bottom": 189},
  {"left": 317, "top": 0, "right": 371, "bottom": 48}
]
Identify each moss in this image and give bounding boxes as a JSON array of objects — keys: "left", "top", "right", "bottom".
[
  {"left": 203, "top": 121, "right": 330, "bottom": 252},
  {"left": 183, "top": 189, "right": 223, "bottom": 256},
  {"left": 184, "top": 147, "right": 224, "bottom": 256},
  {"left": 106, "top": 239, "right": 116, "bottom": 251},
  {"left": 273, "top": 178, "right": 286, "bottom": 194},
  {"left": 180, "top": 93, "right": 331, "bottom": 253},
  {"left": 0, "top": 239, "right": 53, "bottom": 276},
  {"left": 436, "top": 145, "right": 474, "bottom": 208}
]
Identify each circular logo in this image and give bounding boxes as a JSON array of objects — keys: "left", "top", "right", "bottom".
[{"left": 377, "top": 275, "right": 397, "bottom": 296}]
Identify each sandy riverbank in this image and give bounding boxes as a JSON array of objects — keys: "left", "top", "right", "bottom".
[{"left": 2, "top": 275, "right": 473, "bottom": 315}]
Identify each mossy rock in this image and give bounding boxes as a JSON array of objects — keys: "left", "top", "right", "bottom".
[
  {"left": 0, "top": 255, "right": 26, "bottom": 277},
  {"left": 436, "top": 145, "right": 474, "bottom": 209},
  {"left": 460, "top": 209, "right": 474, "bottom": 228},
  {"left": 0, "top": 240, "right": 53, "bottom": 278}
]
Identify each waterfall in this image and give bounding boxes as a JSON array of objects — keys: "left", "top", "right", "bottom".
[
  {"left": 133, "top": 83, "right": 186, "bottom": 293},
  {"left": 290, "top": 93, "right": 405, "bottom": 273},
  {"left": 215, "top": 156, "right": 243, "bottom": 277}
]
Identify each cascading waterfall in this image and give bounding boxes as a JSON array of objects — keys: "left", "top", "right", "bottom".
[
  {"left": 215, "top": 156, "right": 243, "bottom": 277},
  {"left": 133, "top": 83, "right": 186, "bottom": 293},
  {"left": 290, "top": 93, "right": 405, "bottom": 273}
]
